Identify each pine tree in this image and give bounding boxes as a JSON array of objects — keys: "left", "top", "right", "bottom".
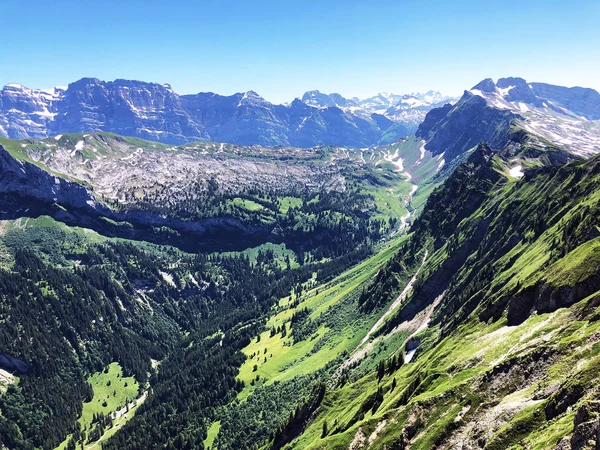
[
  {"left": 321, "top": 420, "right": 328, "bottom": 438},
  {"left": 377, "top": 360, "right": 385, "bottom": 382}
]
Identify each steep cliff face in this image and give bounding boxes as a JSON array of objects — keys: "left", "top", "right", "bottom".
[
  {"left": 0, "top": 144, "right": 98, "bottom": 209},
  {"left": 180, "top": 90, "right": 287, "bottom": 146},
  {"left": 413, "top": 102, "right": 453, "bottom": 138},
  {"left": 52, "top": 78, "right": 208, "bottom": 143},
  {"left": 0, "top": 84, "right": 63, "bottom": 139},
  {"left": 285, "top": 99, "right": 384, "bottom": 148},
  {"left": 416, "top": 92, "right": 519, "bottom": 161}
]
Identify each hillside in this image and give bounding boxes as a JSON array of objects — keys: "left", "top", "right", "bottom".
[
  {"left": 274, "top": 138, "right": 600, "bottom": 449},
  {"left": 0, "top": 129, "right": 435, "bottom": 449},
  {"left": 0, "top": 131, "right": 452, "bottom": 254}
]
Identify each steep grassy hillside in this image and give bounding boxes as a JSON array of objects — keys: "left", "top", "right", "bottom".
[{"left": 275, "top": 139, "right": 600, "bottom": 449}]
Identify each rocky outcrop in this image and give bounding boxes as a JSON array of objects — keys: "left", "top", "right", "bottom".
[
  {"left": 416, "top": 92, "right": 517, "bottom": 161},
  {"left": 507, "top": 261, "right": 600, "bottom": 326},
  {"left": 415, "top": 102, "right": 453, "bottom": 138}
]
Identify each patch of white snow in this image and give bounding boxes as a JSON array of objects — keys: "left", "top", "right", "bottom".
[
  {"left": 509, "top": 165, "right": 524, "bottom": 178},
  {"left": 405, "top": 348, "right": 417, "bottom": 363}
]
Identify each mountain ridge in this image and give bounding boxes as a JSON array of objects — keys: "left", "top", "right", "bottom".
[
  {"left": 415, "top": 77, "right": 600, "bottom": 172},
  {"left": 0, "top": 78, "right": 452, "bottom": 148},
  {"left": 279, "top": 132, "right": 600, "bottom": 450}
]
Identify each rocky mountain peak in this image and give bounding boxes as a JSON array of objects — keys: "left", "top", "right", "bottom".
[
  {"left": 418, "top": 77, "right": 600, "bottom": 164},
  {"left": 301, "top": 90, "right": 351, "bottom": 108},
  {"left": 471, "top": 78, "right": 496, "bottom": 92},
  {"left": 496, "top": 76, "right": 528, "bottom": 89},
  {"left": 68, "top": 77, "right": 102, "bottom": 89}
]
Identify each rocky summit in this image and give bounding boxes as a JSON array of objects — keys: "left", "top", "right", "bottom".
[{"left": 417, "top": 76, "right": 600, "bottom": 165}]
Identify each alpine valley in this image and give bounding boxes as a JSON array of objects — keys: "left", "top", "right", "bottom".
[{"left": 1, "top": 76, "right": 600, "bottom": 450}]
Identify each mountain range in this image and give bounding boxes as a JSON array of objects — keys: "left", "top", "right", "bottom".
[
  {"left": 0, "top": 76, "right": 598, "bottom": 252},
  {"left": 301, "top": 90, "right": 451, "bottom": 127},
  {"left": 0, "top": 79, "right": 454, "bottom": 147}
]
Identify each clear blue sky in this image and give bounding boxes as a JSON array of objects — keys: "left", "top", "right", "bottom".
[{"left": 2, "top": 0, "right": 599, "bottom": 103}]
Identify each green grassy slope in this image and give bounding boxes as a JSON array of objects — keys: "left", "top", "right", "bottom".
[
  {"left": 277, "top": 140, "right": 600, "bottom": 449},
  {"left": 236, "top": 235, "right": 411, "bottom": 399},
  {"left": 207, "top": 234, "right": 425, "bottom": 448},
  {"left": 56, "top": 363, "right": 142, "bottom": 450}
]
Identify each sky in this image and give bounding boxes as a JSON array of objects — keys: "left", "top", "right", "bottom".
[{"left": 1, "top": 0, "right": 599, "bottom": 103}]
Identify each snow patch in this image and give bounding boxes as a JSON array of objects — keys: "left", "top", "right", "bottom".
[
  {"left": 359, "top": 250, "right": 429, "bottom": 346},
  {"left": 383, "top": 149, "right": 404, "bottom": 172},
  {"left": 509, "top": 165, "right": 524, "bottom": 178},
  {"left": 188, "top": 273, "right": 200, "bottom": 288},
  {"left": 419, "top": 141, "right": 426, "bottom": 160},
  {"left": 469, "top": 89, "right": 486, "bottom": 98},
  {"left": 497, "top": 85, "right": 515, "bottom": 97},
  {"left": 159, "top": 271, "right": 176, "bottom": 287}
]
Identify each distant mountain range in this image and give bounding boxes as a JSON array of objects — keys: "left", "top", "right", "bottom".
[
  {"left": 2, "top": 76, "right": 598, "bottom": 256},
  {"left": 301, "top": 90, "right": 451, "bottom": 125},
  {"left": 0, "top": 78, "right": 455, "bottom": 147}
]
